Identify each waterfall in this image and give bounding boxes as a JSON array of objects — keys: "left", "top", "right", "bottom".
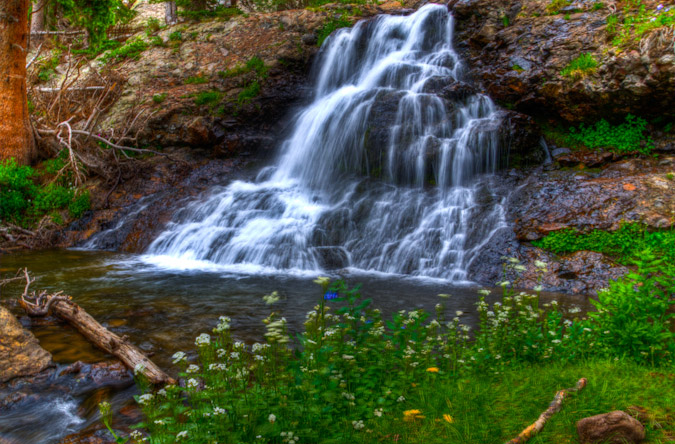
[{"left": 145, "top": 4, "right": 508, "bottom": 281}]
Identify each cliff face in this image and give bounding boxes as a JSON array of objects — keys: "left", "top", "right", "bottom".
[{"left": 450, "top": 0, "right": 675, "bottom": 124}]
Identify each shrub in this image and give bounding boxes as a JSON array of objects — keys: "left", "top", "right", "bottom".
[
  {"left": 0, "top": 157, "right": 90, "bottom": 226},
  {"left": 566, "top": 114, "right": 654, "bottom": 154},
  {"left": 168, "top": 31, "right": 183, "bottom": 42},
  {"left": 560, "top": 53, "right": 598, "bottom": 78},
  {"left": 146, "top": 17, "right": 162, "bottom": 34}
]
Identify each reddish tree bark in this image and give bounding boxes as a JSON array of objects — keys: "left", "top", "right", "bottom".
[{"left": 0, "top": 0, "right": 36, "bottom": 165}]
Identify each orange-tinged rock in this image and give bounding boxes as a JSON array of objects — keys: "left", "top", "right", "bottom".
[{"left": 0, "top": 307, "right": 52, "bottom": 383}]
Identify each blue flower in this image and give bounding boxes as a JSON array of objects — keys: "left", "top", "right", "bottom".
[{"left": 324, "top": 291, "right": 339, "bottom": 300}]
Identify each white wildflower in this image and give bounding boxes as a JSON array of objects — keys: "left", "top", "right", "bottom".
[{"left": 195, "top": 333, "right": 211, "bottom": 347}]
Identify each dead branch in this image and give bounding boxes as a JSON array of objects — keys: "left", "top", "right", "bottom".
[
  {"left": 36, "top": 86, "right": 106, "bottom": 93},
  {"left": 505, "top": 378, "right": 587, "bottom": 444},
  {"left": 26, "top": 42, "right": 45, "bottom": 69},
  {"left": 16, "top": 269, "right": 175, "bottom": 385}
]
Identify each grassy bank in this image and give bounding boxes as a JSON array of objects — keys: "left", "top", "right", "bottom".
[{"left": 104, "top": 256, "right": 674, "bottom": 444}]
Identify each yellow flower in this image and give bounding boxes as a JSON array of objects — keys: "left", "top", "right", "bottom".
[
  {"left": 426, "top": 367, "right": 439, "bottom": 373},
  {"left": 443, "top": 414, "right": 454, "bottom": 423},
  {"left": 403, "top": 409, "right": 424, "bottom": 421},
  {"left": 313, "top": 276, "right": 330, "bottom": 286}
]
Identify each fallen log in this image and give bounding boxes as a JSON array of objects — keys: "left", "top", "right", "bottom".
[
  {"left": 16, "top": 269, "right": 175, "bottom": 385},
  {"left": 505, "top": 378, "right": 587, "bottom": 444}
]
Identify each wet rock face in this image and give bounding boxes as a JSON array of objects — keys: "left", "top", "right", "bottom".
[
  {"left": 518, "top": 249, "right": 629, "bottom": 296},
  {"left": 508, "top": 156, "right": 675, "bottom": 241},
  {"left": 450, "top": 0, "right": 675, "bottom": 123},
  {"left": 577, "top": 411, "right": 645, "bottom": 444},
  {"left": 0, "top": 307, "right": 52, "bottom": 383}
]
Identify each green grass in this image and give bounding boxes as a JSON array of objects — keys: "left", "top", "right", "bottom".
[
  {"left": 194, "top": 90, "right": 223, "bottom": 106},
  {"left": 237, "top": 81, "right": 260, "bottom": 104},
  {"left": 560, "top": 53, "right": 598, "bottom": 79},
  {"left": 152, "top": 93, "right": 167, "bottom": 104},
  {"left": 533, "top": 223, "right": 674, "bottom": 265},
  {"left": 184, "top": 75, "right": 209, "bottom": 85},
  {"left": 218, "top": 56, "right": 268, "bottom": 79},
  {"left": 317, "top": 16, "right": 352, "bottom": 46}
]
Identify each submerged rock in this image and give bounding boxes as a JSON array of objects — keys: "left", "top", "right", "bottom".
[
  {"left": 577, "top": 411, "right": 645, "bottom": 444},
  {"left": 0, "top": 307, "right": 52, "bottom": 383}
]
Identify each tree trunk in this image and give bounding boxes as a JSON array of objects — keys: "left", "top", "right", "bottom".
[
  {"left": 0, "top": 0, "right": 36, "bottom": 165},
  {"left": 30, "top": 0, "right": 46, "bottom": 44},
  {"left": 19, "top": 294, "right": 176, "bottom": 385},
  {"left": 165, "top": 1, "right": 178, "bottom": 25}
]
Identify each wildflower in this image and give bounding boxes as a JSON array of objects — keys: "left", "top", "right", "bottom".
[
  {"left": 214, "top": 316, "right": 231, "bottom": 332},
  {"left": 268, "top": 413, "right": 277, "bottom": 423},
  {"left": 195, "top": 333, "right": 211, "bottom": 347},
  {"left": 324, "top": 291, "right": 339, "bottom": 300},
  {"left": 352, "top": 420, "right": 365, "bottom": 430},
  {"left": 498, "top": 281, "right": 511, "bottom": 287},
  {"left": 397, "top": 396, "right": 405, "bottom": 402},
  {"left": 176, "top": 431, "right": 188, "bottom": 441},
  {"left": 157, "top": 388, "right": 167, "bottom": 397},
  {"left": 214, "top": 407, "right": 226, "bottom": 415},
  {"left": 534, "top": 260, "right": 548, "bottom": 269},
  {"left": 437, "top": 293, "right": 451, "bottom": 298},
  {"left": 657, "top": 3, "right": 664, "bottom": 10},
  {"left": 134, "top": 363, "right": 145, "bottom": 375},
  {"left": 137, "top": 394, "right": 154, "bottom": 405},
  {"left": 187, "top": 378, "right": 199, "bottom": 389},
  {"left": 130, "top": 431, "right": 144, "bottom": 440},
  {"left": 209, "top": 363, "right": 226, "bottom": 371},
  {"left": 514, "top": 264, "right": 527, "bottom": 273},
  {"left": 263, "top": 291, "right": 280, "bottom": 305},
  {"left": 313, "top": 276, "right": 330, "bottom": 286},
  {"left": 478, "top": 289, "right": 491, "bottom": 296},
  {"left": 426, "top": 367, "right": 439, "bottom": 373},
  {"left": 374, "top": 408, "right": 384, "bottom": 417},
  {"left": 342, "top": 354, "right": 354, "bottom": 360},
  {"left": 217, "top": 348, "right": 227, "bottom": 358},
  {"left": 403, "top": 409, "right": 425, "bottom": 421},
  {"left": 443, "top": 414, "right": 454, "bottom": 423},
  {"left": 533, "top": 285, "right": 543, "bottom": 292},
  {"left": 455, "top": 310, "right": 464, "bottom": 317},
  {"left": 230, "top": 352, "right": 240, "bottom": 360},
  {"left": 186, "top": 364, "right": 200, "bottom": 373},
  {"left": 154, "top": 419, "right": 165, "bottom": 425}
]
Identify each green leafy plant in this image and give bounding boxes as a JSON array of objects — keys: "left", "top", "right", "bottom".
[
  {"left": 560, "top": 53, "right": 598, "bottom": 78},
  {"left": 546, "top": 0, "right": 571, "bottom": 14},
  {"left": 237, "top": 81, "right": 260, "bottom": 104},
  {"left": 168, "top": 30, "right": 183, "bottom": 42},
  {"left": 566, "top": 114, "right": 654, "bottom": 154},
  {"left": 532, "top": 223, "right": 674, "bottom": 264},
  {"left": 101, "top": 37, "right": 149, "bottom": 64}
]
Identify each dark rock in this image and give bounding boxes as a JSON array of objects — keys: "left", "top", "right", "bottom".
[
  {"left": 496, "top": 111, "right": 545, "bottom": 168},
  {"left": 577, "top": 411, "right": 645, "bottom": 444},
  {"left": 550, "top": 146, "right": 572, "bottom": 158},
  {"left": 301, "top": 33, "right": 317, "bottom": 45},
  {"left": 557, "top": 151, "right": 614, "bottom": 168},
  {"left": 0, "top": 307, "right": 52, "bottom": 383},
  {"left": 313, "top": 246, "right": 349, "bottom": 269}
]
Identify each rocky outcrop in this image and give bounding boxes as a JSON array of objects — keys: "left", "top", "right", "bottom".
[
  {"left": 450, "top": 0, "right": 675, "bottom": 123},
  {"left": 0, "top": 307, "right": 52, "bottom": 383},
  {"left": 509, "top": 155, "right": 675, "bottom": 241}
]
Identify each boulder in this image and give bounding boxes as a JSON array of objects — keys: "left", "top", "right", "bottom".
[
  {"left": 577, "top": 411, "right": 645, "bottom": 444},
  {"left": 0, "top": 307, "right": 52, "bottom": 383}
]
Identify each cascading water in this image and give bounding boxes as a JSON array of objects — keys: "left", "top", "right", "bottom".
[{"left": 145, "top": 4, "right": 508, "bottom": 281}]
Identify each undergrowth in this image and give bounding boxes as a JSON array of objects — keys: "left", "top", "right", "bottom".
[
  {"left": 105, "top": 255, "right": 675, "bottom": 443},
  {"left": 0, "top": 157, "right": 91, "bottom": 227},
  {"left": 609, "top": 2, "right": 675, "bottom": 47},
  {"left": 564, "top": 114, "right": 655, "bottom": 155},
  {"left": 532, "top": 223, "right": 674, "bottom": 265}
]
